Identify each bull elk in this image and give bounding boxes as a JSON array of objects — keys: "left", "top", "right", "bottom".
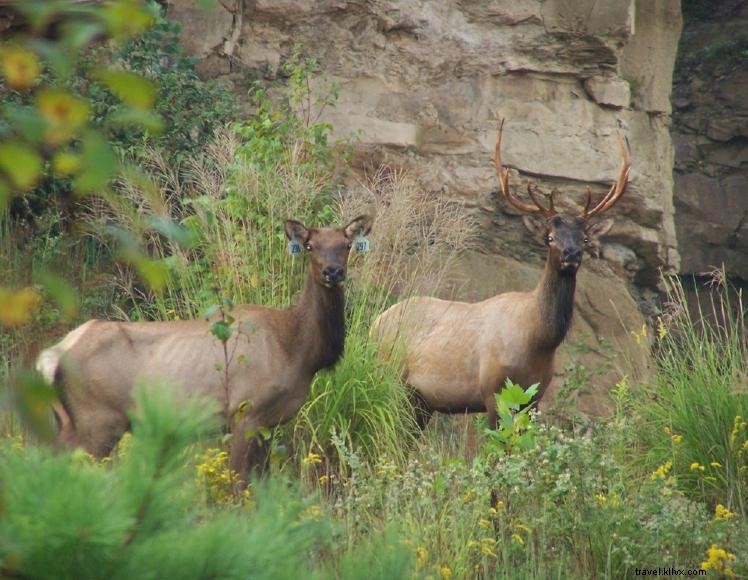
[
  {"left": 36, "top": 215, "right": 373, "bottom": 479},
  {"left": 372, "top": 121, "right": 630, "bottom": 429}
]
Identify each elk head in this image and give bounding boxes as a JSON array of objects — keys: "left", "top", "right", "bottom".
[
  {"left": 494, "top": 120, "right": 630, "bottom": 274},
  {"left": 285, "top": 215, "right": 373, "bottom": 287}
]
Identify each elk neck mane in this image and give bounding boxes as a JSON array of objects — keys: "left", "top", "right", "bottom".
[
  {"left": 534, "top": 256, "right": 577, "bottom": 350},
  {"left": 289, "top": 267, "right": 346, "bottom": 372}
]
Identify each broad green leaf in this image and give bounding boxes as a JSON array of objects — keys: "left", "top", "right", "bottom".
[
  {"left": 109, "top": 108, "right": 164, "bottom": 132},
  {"left": 0, "top": 179, "right": 10, "bottom": 210},
  {"left": 0, "top": 143, "right": 42, "bottom": 191},
  {"left": 499, "top": 381, "right": 533, "bottom": 408},
  {"left": 14, "top": 369, "right": 58, "bottom": 442},
  {"left": 100, "top": 2, "right": 155, "bottom": 40},
  {"left": 133, "top": 257, "right": 169, "bottom": 292},
  {"left": 203, "top": 304, "right": 220, "bottom": 319},
  {"left": 39, "top": 271, "right": 79, "bottom": 321},
  {"left": 211, "top": 320, "right": 233, "bottom": 343},
  {"left": 73, "top": 131, "right": 117, "bottom": 194},
  {"left": 61, "top": 20, "right": 105, "bottom": 49},
  {"left": 96, "top": 69, "right": 155, "bottom": 111},
  {"left": 147, "top": 215, "right": 198, "bottom": 248},
  {"left": 4, "top": 104, "right": 48, "bottom": 143}
]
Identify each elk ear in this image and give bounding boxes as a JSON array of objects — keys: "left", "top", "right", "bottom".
[
  {"left": 586, "top": 218, "right": 613, "bottom": 239},
  {"left": 522, "top": 215, "right": 547, "bottom": 238},
  {"left": 344, "top": 215, "right": 373, "bottom": 239},
  {"left": 285, "top": 220, "right": 309, "bottom": 242}
]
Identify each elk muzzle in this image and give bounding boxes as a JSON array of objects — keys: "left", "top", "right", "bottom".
[{"left": 322, "top": 266, "right": 346, "bottom": 286}]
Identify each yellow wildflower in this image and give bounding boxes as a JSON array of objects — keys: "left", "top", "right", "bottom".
[
  {"left": 439, "top": 566, "right": 453, "bottom": 579},
  {"left": 415, "top": 547, "right": 429, "bottom": 568},
  {"left": 710, "top": 461, "right": 722, "bottom": 468},
  {"left": 690, "top": 462, "right": 705, "bottom": 472},
  {"left": 715, "top": 504, "right": 736, "bottom": 521},
  {"left": 595, "top": 493, "right": 608, "bottom": 505},
  {"left": 478, "top": 518, "right": 492, "bottom": 530},
  {"left": 302, "top": 451, "right": 323, "bottom": 466},
  {"left": 671, "top": 434, "right": 683, "bottom": 444},
  {"left": 651, "top": 460, "right": 672, "bottom": 479},
  {"left": 701, "top": 544, "right": 736, "bottom": 577},
  {"left": 479, "top": 537, "right": 498, "bottom": 558},
  {"left": 656, "top": 317, "right": 668, "bottom": 340},
  {"left": 663, "top": 426, "right": 671, "bottom": 435},
  {"left": 319, "top": 475, "right": 330, "bottom": 485}
]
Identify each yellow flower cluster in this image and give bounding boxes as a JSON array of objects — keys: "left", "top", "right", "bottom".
[
  {"left": 651, "top": 460, "right": 672, "bottom": 479},
  {"left": 302, "top": 451, "right": 323, "bottom": 467},
  {"left": 690, "top": 462, "right": 705, "bottom": 472},
  {"left": 195, "top": 447, "right": 250, "bottom": 506},
  {"left": 700, "top": 544, "right": 736, "bottom": 577},
  {"left": 438, "top": 565, "right": 453, "bottom": 579},
  {"left": 714, "top": 503, "right": 736, "bottom": 521}
]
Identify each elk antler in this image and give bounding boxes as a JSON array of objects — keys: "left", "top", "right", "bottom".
[
  {"left": 582, "top": 134, "right": 631, "bottom": 220},
  {"left": 494, "top": 119, "right": 555, "bottom": 216}
]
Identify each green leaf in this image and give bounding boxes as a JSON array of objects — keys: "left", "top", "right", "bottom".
[
  {"left": 108, "top": 108, "right": 164, "bottom": 132},
  {"left": 203, "top": 304, "right": 220, "bottom": 319},
  {"left": 0, "top": 178, "right": 10, "bottom": 210},
  {"left": 39, "top": 272, "right": 79, "bottom": 322},
  {"left": 96, "top": 69, "right": 155, "bottom": 110},
  {"left": 0, "top": 142, "right": 42, "bottom": 191},
  {"left": 147, "top": 216, "right": 198, "bottom": 248},
  {"left": 73, "top": 131, "right": 117, "bottom": 194},
  {"left": 210, "top": 320, "right": 233, "bottom": 343},
  {"left": 14, "top": 369, "right": 58, "bottom": 442},
  {"left": 4, "top": 105, "right": 50, "bottom": 144},
  {"left": 499, "top": 381, "right": 533, "bottom": 408},
  {"left": 134, "top": 257, "right": 169, "bottom": 292}
]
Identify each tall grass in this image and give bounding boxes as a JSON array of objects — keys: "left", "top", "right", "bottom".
[{"left": 637, "top": 272, "right": 748, "bottom": 516}]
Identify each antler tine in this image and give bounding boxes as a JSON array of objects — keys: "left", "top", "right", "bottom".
[
  {"left": 584, "top": 134, "right": 631, "bottom": 219},
  {"left": 583, "top": 186, "right": 593, "bottom": 217},
  {"left": 494, "top": 119, "right": 552, "bottom": 215}
]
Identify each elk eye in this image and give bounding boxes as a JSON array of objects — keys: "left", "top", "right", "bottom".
[
  {"left": 583, "top": 237, "right": 589, "bottom": 244},
  {"left": 347, "top": 242, "right": 353, "bottom": 249},
  {"left": 546, "top": 235, "right": 554, "bottom": 243},
  {"left": 305, "top": 243, "right": 312, "bottom": 251}
]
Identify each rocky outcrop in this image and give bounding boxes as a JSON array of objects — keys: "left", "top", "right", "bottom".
[
  {"left": 671, "top": 2, "right": 748, "bottom": 281},
  {"left": 166, "top": 0, "right": 683, "bottom": 416}
]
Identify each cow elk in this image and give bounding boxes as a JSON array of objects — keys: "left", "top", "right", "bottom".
[
  {"left": 372, "top": 121, "right": 630, "bottom": 429},
  {"left": 36, "top": 216, "right": 373, "bottom": 480}
]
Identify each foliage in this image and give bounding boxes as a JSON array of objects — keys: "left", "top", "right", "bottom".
[
  {"left": 0, "top": 385, "right": 335, "bottom": 580},
  {"left": 635, "top": 273, "right": 748, "bottom": 518},
  {"left": 481, "top": 380, "right": 539, "bottom": 458}
]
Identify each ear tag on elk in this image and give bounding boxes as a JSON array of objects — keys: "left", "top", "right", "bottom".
[
  {"left": 354, "top": 232, "right": 370, "bottom": 253},
  {"left": 287, "top": 235, "right": 303, "bottom": 256}
]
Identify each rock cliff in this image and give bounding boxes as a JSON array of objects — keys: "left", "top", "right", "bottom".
[{"left": 671, "top": 1, "right": 748, "bottom": 282}]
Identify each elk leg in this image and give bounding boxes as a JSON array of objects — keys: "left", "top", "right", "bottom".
[
  {"left": 74, "top": 408, "right": 129, "bottom": 458},
  {"left": 229, "top": 416, "right": 271, "bottom": 488},
  {"left": 408, "top": 388, "right": 433, "bottom": 431}
]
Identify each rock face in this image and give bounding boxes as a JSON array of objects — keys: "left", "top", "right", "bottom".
[
  {"left": 671, "top": 1, "right": 748, "bottom": 281},
  {"left": 166, "top": 0, "right": 683, "bottom": 416}
]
